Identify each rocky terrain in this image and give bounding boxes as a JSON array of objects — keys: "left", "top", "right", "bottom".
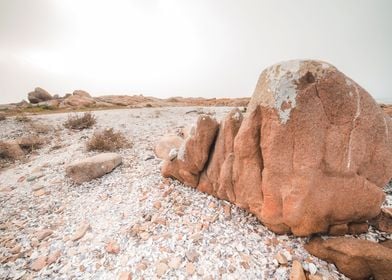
[
  {"left": 0, "top": 60, "right": 391, "bottom": 280},
  {"left": 0, "top": 106, "right": 391, "bottom": 280}
]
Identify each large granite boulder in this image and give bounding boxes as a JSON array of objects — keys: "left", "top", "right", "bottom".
[
  {"left": 305, "top": 237, "right": 392, "bottom": 280},
  {"left": 159, "top": 60, "right": 392, "bottom": 236},
  {"left": 28, "top": 87, "right": 53, "bottom": 104},
  {"left": 73, "top": 90, "right": 92, "bottom": 98}
]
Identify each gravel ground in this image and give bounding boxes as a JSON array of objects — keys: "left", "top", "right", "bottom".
[{"left": 0, "top": 107, "right": 390, "bottom": 280}]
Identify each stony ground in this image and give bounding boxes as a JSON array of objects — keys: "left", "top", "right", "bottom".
[{"left": 0, "top": 107, "right": 391, "bottom": 280}]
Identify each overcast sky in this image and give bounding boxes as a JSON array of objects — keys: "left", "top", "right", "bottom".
[{"left": 0, "top": 0, "right": 391, "bottom": 104}]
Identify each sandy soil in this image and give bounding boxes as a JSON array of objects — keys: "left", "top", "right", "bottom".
[{"left": 0, "top": 107, "right": 390, "bottom": 280}]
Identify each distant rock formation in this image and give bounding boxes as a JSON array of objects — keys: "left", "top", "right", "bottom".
[
  {"left": 158, "top": 60, "right": 392, "bottom": 236},
  {"left": 27, "top": 87, "right": 53, "bottom": 104}
]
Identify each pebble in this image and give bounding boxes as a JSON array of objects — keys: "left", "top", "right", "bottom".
[
  {"left": 186, "top": 262, "right": 195, "bottom": 275},
  {"left": 168, "top": 256, "right": 181, "bottom": 269},
  {"left": 105, "top": 240, "right": 120, "bottom": 254},
  {"left": 70, "top": 221, "right": 90, "bottom": 241},
  {"left": 36, "top": 228, "right": 53, "bottom": 241},
  {"left": 308, "top": 263, "right": 318, "bottom": 275},
  {"left": 118, "top": 271, "right": 132, "bottom": 280},
  {"left": 30, "top": 256, "right": 47, "bottom": 271},
  {"left": 156, "top": 262, "right": 169, "bottom": 277}
]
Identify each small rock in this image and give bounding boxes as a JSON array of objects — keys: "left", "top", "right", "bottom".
[
  {"left": 186, "top": 262, "right": 195, "bottom": 275},
  {"left": 32, "top": 185, "right": 44, "bottom": 191},
  {"left": 47, "top": 250, "right": 61, "bottom": 265},
  {"left": 185, "top": 249, "right": 199, "bottom": 262},
  {"left": 153, "top": 201, "right": 162, "bottom": 209},
  {"left": 9, "top": 244, "right": 21, "bottom": 254},
  {"left": 289, "top": 260, "right": 306, "bottom": 280},
  {"left": 70, "top": 221, "right": 90, "bottom": 241},
  {"left": 223, "top": 204, "right": 231, "bottom": 219},
  {"left": 36, "top": 229, "right": 53, "bottom": 241},
  {"left": 105, "top": 240, "right": 120, "bottom": 254},
  {"left": 33, "top": 189, "right": 46, "bottom": 197},
  {"left": 275, "top": 252, "right": 288, "bottom": 265},
  {"left": 0, "top": 186, "right": 12, "bottom": 192},
  {"left": 168, "top": 256, "right": 181, "bottom": 269},
  {"left": 118, "top": 271, "right": 132, "bottom": 280},
  {"left": 308, "top": 263, "right": 318, "bottom": 275},
  {"left": 156, "top": 262, "right": 169, "bottom": 277},
  {"left": 30, "top": 256, "right": 47, "bottom": 271}
]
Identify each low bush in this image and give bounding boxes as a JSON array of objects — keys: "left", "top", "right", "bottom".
[
  {"left": 64, "top": 112, "right": 96, "bottom": 130},
  {"left": 86, "top": 128, "right": 130, "bottom": 151},
  {"left": 15, "top": 114, "right": 31, "bottom": 122}
]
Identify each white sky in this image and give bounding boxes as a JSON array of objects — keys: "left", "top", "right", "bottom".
[{"left": 0, "top": 0, "right": 391, "bottom": 104}]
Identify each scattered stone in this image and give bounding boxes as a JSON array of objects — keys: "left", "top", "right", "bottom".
[
  {"left": 36, "top": 228, "right": 53, "bottom": 240},
  {"left": 153, "top": 201, "right": 162, "bottom": 209},
  {"left": 118, "top": 271, "right": 132, "bottom": 280},
  {"left": 185, "top": 249, "right": 199, "bottom": 262},
  {"left": 156, "top": 262, "right": 169, "bottom": 277},
  {"left": 30, "top": 256, "right": 47, "bottom": 271},
  {"left": 308, "top": 263, "right": 317, "bottom": 275},
  {"left": 105, "top": 240, "right": 120, "bottom": 254},
  {"left": 32, "top": 185, "right": 44, "bottom": 191},
  {"left": 66, "top": 153, "right": 122, "bottom": 183},
  {"left": 186, "top": 262, "right": 195, "bottom": 275},
  {"left": 33, "top": 188, "right": 46, "bottom": 197},
  {"left": 47, "top": 250, "right": 61, "bottom": 265},
  {"left": 289, "top": 260, "right": 306, "bottom": 280},
  {"left": 168, "top": 256, "right": 181, "bottom": 269},
  {"left": 70, "top": 221, "right": 90, "bottom": 241},
  {"left": 275, "top": 252, "right": 288, "bottom": 265}
]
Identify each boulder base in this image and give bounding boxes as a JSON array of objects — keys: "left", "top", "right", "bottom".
[{"left": 305, "top": 237, "right": 392, "bottom": 280}]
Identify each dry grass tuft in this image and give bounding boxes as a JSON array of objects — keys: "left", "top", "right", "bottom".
[
  {"left": 64, "top": 112, "right": 96, "bottom": 130},
  {"left": 15, "top": 114, "right": 31, "bottom": 122},
  {"left": 86, "top": 128, "right": 131, "bottom": 151}
]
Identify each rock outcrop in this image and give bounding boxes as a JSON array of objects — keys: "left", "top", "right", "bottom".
[
  {"left": 66, "top": 153, "right": 122, "bottom": 184},
  {"left": 305, "top": 237, "right": 392, "bottom": 280},
  {"left": 159, "top": 60, "right": 392, "bottom": 236},
  {"left": 73, "top": 90, "right": 91, "bottom": 98},
  {"left": 28, "top": 87, "right": 53, "bottom": 104}
]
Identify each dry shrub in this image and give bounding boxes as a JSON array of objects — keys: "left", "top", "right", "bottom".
[
  {"left": 64, "top": 112, "right": 96, "bottom": 130},
  {"left": 0, "top": 112, "right": 6, "bottom": 121},
  {"left": 18, "top": 135, "right": 45, "bottom": 153},
  {"left": 29, "top": 122, "right": 53, "bottom": 134},
  {"left": 86, "top": 128, "right": 130, "bottom": 151},
  {"left": 15, "top": 114, "right": 31, "bottom": 122}
]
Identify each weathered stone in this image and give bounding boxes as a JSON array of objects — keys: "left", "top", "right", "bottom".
[
  {"left": 28, "top": 87, "right": 52, "bottom": 104},
  {"left": 160, "top": 60, "right": 392, "bottom": 236},
  {"left": 73, "top": 90, "right": 92, "bottom": 98},
  {"left": 289, "top": 260, "right": 306, "bottom": 280},
  {"left": 305, "top": 237, "right": 392, "bottom": 280},
  {"left": 66, "top": 153, "right": 122, "bottom": 184},
  {"left": 30, "top": 256, "right": 47, "bottom": 271},
  {"left": 70, "top": 221, "right": 90, "bottom": 241},
  {"left": 154, "top": 135, "right": 183, "bottom": 160}
]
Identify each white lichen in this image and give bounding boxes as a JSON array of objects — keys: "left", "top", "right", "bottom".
[
  {"left": 346, "top": 85, "right": 361, "bottom": 169},
  {"left": 265, "top": 60, "right": 301, "bottom": 124},
  {"left": 168, "top": 148, "right": 178, "bottom": 161}
]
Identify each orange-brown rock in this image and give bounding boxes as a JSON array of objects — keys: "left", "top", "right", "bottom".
[
  {"left": 368, "top": 207, "right": 392, "bottom": 233},
  {"left": 154, "top": 135, "right": 184, "bottom": 160},
  {"left": 304, "top": 237, "right": 392, "bottom": 280},
  {"left": 161, "top": 116, "right": 219, "bottom": 187},
  {"left": 160, "top": 60, "right": 392, "bottom": 236}
]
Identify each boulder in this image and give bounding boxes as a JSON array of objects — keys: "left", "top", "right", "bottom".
[
  {"left": 73, "top": 90, "right": 91, "bottom": 98},
  {"left": 28, "top": 87, "right": 52, "bottom": 104},
  {"left": 305, "top": 237, "right": 392, "bottom": 280},
  {"left": 65, "top": 153, "right": 122, "bottom": 183},
  {"left": 160, "top": 60, "right": 392, "bottom": 236},
  {"left": 161, "top": 115, "right": 219, "bottom": 187},
  {"left": 0, "top": 140, "right": 24, "bottom": 160},
  {"left": 61, "top": 95, "right": 96, "bottom": 108},
  {"left": 154, "top": 135, "right": 184, "bottom": 160}
]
